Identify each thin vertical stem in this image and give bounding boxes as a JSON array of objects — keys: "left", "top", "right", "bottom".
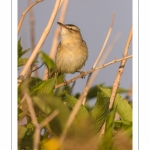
[
  {"left": 18, "top": 0, "right": 62, "bottom": 86},
  {"left": 18, "top": 0, "right": 43, "bottom": 34},
  {"left": 43, "top": 0, "right": 69, "bottom": 80}
]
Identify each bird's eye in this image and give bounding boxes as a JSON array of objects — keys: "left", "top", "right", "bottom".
[{"left": 69, "top": 28, "right": 73, "bottom": 30}]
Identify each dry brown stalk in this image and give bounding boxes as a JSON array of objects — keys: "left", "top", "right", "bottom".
[
  {"left": 24, "top": 92, "right": 38, "bottom": 127},
  {"left": 55, "top": 55, "right": 132, "bottom": 89},
  {"left": 93, "top": 13, "right": 115, "bottom": 68},
  {"left": 114, "top": 84, "right": 132, "bottom": 120},
  {"left": 28, "top": 0, "right": 36, "bottom": 52},
  {"left": 59, "top": 91, "right": 84, "bottom": 144},
  {"left": 99, "top": 27, "right": 133, "bottom": 137},
  {"left": 39, "top": 110, "right": 59, "bottom": 128},
  {"left": 58, "top": 55, "right": 132, "bottom": 144},
  {"left": 82, "top": 32, "right": 121, "bottom": 105},
  {"left": 18, "top": 0, "right": 62, "bottom": 86},
  {"left": 80, "top": 14, "right": 115, "bottom": 105},
  {"left": 28, "top": 0, "right": 39, "bottom": 77},
  {"left": 43, "top": 0, "right": 69, "bottom": 80},
  {"left": 49, "top": 0, "right": 69, "bottom": 60},
  {"left": 109, "top": 27, "right": 133, "bottom": 109},
  {"left": 18, "top": 0, "right": 43, "bottom": 34},
  {"left": 99, "top": 122, "right": 106, "bottom": 138},
  {"left": 24, "top": 88, "right": 59, "bottom": 150},
  {"left": 125, "top": 84, "right": 132, "bottom": 101},
  {"left": 24, "top": 89, "right": 40, "bottom": 150}
]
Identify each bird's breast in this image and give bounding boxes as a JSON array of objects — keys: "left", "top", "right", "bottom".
[{"left": 56, "top": 41, "right": 88, "bottom": 73}]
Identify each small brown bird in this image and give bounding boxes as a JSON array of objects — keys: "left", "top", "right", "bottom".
[{"left": 55, "top": 22, "right": 88, "bottom": 74}]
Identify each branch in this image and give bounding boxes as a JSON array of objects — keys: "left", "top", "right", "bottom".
[
  {"left": 93, "top": 13, "right": 115, "bottom": 68},
  {"left": 18, "top": 0, "right": 43, "bottom": 34},
  {"left": 18, "top": 0, "right": 62, "bottom": 86},
  {"left": 23, "top": 81, "right": 59, "bottom": 149},
  {"left": 58, "top": 55, "right": 132, "bottom": 144},
  {"left": 82, "top": 32, "right": 121, "bottom": 105},
  {"left": 28, "top": 0, "right": 39, "bottom": 77},
  {"left": 109, "top": 27, "right": 133, "bottom": 109},
  {"left": 43, "top": 0, "right": 69, "bottom": 80},
  {"left": 125, "top": 84, "right": 132, "bottom": 101},
  {"left": 24, "top": 90, "right": 38, "bottom": 127},
  {"left": 99, "top": 26, "right": 133, "bottom": 137},
  {"left": 55, "top": 55, "right": 132, "bottom": 89},
  {"left": 39, "top": 110, "right": 59, "bottom": 128}
]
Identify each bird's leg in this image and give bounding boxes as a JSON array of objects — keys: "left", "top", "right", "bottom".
[
  {"left": 76, "top": 70, "right": 86, "bottom": 78},
  {"left": 63, "top": 79, "right": 68, "bottom": 86}
]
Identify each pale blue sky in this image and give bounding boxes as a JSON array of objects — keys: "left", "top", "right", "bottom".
[{"left": 18, "top": 0, "right": 132, "bottom": 97}]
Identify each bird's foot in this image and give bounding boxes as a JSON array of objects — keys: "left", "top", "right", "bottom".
[
  {"left": 63, "top": 79, "right": 68, "bottom": 86},
  {"left": 76, "top": 71, "right": 86, "bottom": 79}
]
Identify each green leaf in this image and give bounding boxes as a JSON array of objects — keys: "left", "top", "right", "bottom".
[
  {"left": 18, "top": 58, "right": 28, "bottom": 67},
  {"left": 18, "top": 125, "right": 28, "bottom": 139},
  {"left": 85, "top": 84, "right": 128, "bottom": 101},
  {"left": 20, "top": 48, "right": 30, "bottom": 57},
  {"left": 64, "top": 91, "right": 89, "bottom": 118},
  {"left": 99, "top": 108, "right": 117, "bottom": 150},
  {"left": 57, "top": 74, "right": 65, "bottom": 84},
  {"left": 18, "top": 38, "right": 22, "bottom": 58},
  {"left": 32, "top": 96, "right": 52, "bottom": 115},
  {"left": 28, "top": 77, "right": 42, "bottom": 91},
  {"left": 86, "top": 84, "right": 104, "bottom": 100},
  {"left": 33, "top": 95, "right": 70, "bottom": 135},
  {"left": 30, "top": 78, "right": 56, "bottom": 96},
  {"left": 39, "top": 51, "right": 55, "bottom": 70},
  {"left": 98, "top": 86, "right": 132, "bottom": 122},
  {"left": 107, "top": 86, "right": 129, "bottom": 93},
  {"left": 114, "top": 120, "right": 132, "bottom": 137},
  {"left": 91, "top": 92, "right": 110, "bottom": 133},
  {"left": 105, "top": 107, "right": 117, "bottom": 139},
  {"left": 18, "top": 38, "right": 30, "bottom": 59}
]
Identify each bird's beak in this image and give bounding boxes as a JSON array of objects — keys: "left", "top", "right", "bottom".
[{"left": 57, "top": 22, "right": 68, "bottom": 29}]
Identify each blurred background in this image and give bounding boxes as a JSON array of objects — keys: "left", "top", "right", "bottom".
[{"left": 18, "top": 0, "right": 132, "bottom": 103}]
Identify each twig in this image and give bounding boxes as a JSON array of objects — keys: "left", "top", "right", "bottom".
[
  {"left": 99, "top": 27, "right": 133, "bottom": 137},
  {"left": 59, "top": 55, "right": 132, "bottom": 144},
  {"left": 18, "top": 0, "right": 43, "bottom": 34},
  {"left": 49, "top": 0, "right": 69, "bottom": 60},
  {"left": 93, "top": 13, "right": 115, "bottom": 69},
  {"left": 59, "top": 92, "right": 84, "bottom": 144},
  {"left": 81, "top": 14, "right": 115, "bottom": 105},
  {"left": 55, "top": 55, "right": 132, "bottom": 89},
  {"left": 43, "top": 0, "right": 69, "bottom": 80},
  {"left": 28, "top": 0, "right": 36, "bottom": 52},
  {"left": 34, "top": 126, "right": 41, "bottom": 150},
  {"left": 24, "top": 91, "right": 38, "bottom": 127},
  {"left": 99, "top": 122, "right": 106, "bottom": 138},
  {"left": 40, "top": 110, "right": 59, "bottom": 128},
  {"left": 125, "top": 84, "right": 132, "bottom": 101},
  {"left": 18, "top": 0, "right": 62, "bottom": 86},
  {"left": 109, "top": 27, "right": 133, "bottom": 109},
  {"left": 24, "top": 89, "right": 59, "bottom": 149},
  {"left": 28, "top": 0, "right": 39, "bottom": 77},
  {"left": 82, "top": 32, "right": 121, "bottom": 105},
  {"left": 24, "top": 88, "right": 40, "bottom": 150}
]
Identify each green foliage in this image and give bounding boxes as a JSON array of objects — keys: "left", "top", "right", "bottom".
[
  {"left": 98, "top": 86, "right": 132, "bottom": 122},
  {"left": 39, "top": 51, "right": 55, "bottom": 70},
  {"left": 30, "top": 78, "right": 56, "bottom": 96},
  {"left": 18, "top": 38, "right": 30, "bottom": 67},
  {"left": 64, "top": 91, "right": 89, "bottom": 118},
  {"left": 18, "top": 58, "right": 29, "bottom": 67},
  {"left": 91, "top": 92, "right": 110, "bottom": 133},
  {"left": 18, "top": 42, "right": 132, "bottom": 150},
  {"left": 114, "top": 120, "right": 132, "bottom": 137},
  {"left": 18, "top": 126, "right": 28, "bottom": 139},
  {"left": 33, "top": 95, "right": 70, "bottom": 135}
]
